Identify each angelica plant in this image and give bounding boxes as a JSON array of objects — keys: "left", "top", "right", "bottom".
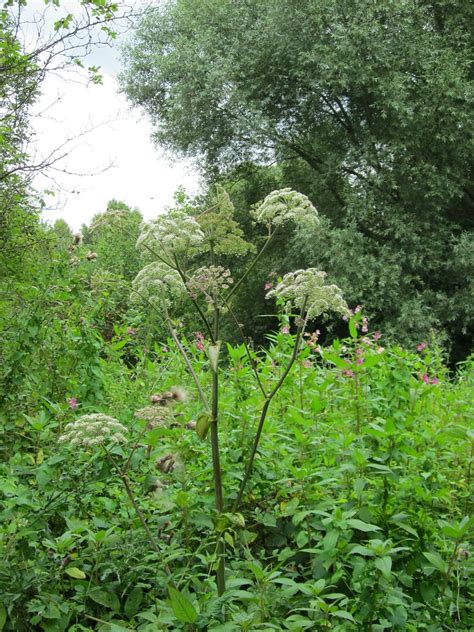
[{"left": 128, "top": 187, "right": 347, "bottom": 595}]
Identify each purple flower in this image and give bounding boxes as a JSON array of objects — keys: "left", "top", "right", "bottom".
[
  {"left": 356, "top": 358, "right": 364, "bottom": 366},
  {"left": 429, "top": 377, "right": 439, "bottom": 385},
  {"left": 417, "top": 342, "right": 427, "bottom": 352},
  {"left": 68, "top": 397, "right": 78, "bottom": 410}
]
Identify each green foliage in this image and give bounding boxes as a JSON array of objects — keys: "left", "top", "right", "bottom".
[{"left": 121, "top": 0, "right": 473, "bottom": 360}]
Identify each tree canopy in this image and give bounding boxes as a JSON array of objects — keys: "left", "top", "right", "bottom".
[{"left": 121, "top": 0, "right": 473, "bottom": 359}]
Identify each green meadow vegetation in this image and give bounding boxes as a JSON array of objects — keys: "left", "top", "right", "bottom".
[{"left": 1, "top": 1, "right": 473, "bottom": 630}]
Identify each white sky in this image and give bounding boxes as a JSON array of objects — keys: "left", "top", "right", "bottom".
[{"left": 25, "top": 2, "right": 200, "bottom": 231}]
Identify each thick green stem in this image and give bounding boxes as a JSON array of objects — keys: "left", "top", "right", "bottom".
[{"left": 210, "top": 305, "right": 225, "bottom": 595}]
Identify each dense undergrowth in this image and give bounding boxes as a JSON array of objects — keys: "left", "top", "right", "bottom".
[{"left": 1, "top": 325, "right": 473, "bottom": 630}]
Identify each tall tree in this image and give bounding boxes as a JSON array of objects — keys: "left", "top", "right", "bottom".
[{"left": 121, "top": 0, "right": 473, "bottom": 358}]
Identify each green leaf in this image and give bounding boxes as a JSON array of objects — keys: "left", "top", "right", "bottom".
[
  {"left": 65, "top": 566, "right": 86, "bottom": 579},
  {"left": 167, "top": 585, "right": 197, "bottom": 624},
  {"left": 423, "top": 552, "right": 448, "bottom": 574},
  {"left": 89, "top": 589, "right": 121, "bottom": 612},
  {"left": 196, "top": 413, "right": 211, "bottom": 440},
  {"left": 349, "top": 318, "right": 358, "bottom": 339},
  {"left": 0, "top": 603, "right": 7, "bottom": 631},
  {"left": 346, "top": 519, "right": 381, "bottom": 532},
  {"left": 124, "top": 586, "right": 143, "bottom": 618},
  {"left": 375, "top": 556, "right": 392, "bottom": 578}
]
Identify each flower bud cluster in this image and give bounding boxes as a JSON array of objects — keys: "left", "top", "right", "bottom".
[
  {"left": 266, "top": 268, "right": 348, "bottom": 321},
  {"left": 136, "top": 210, "right": 204, "bottom": 258},
  {"left": 132, "top": 261, "right": 184, "bottom": 307},
  {"left": 58, "top": 414, "right": 128, "bottom": 448},
  {"left": 252, "top": 188, "right": 320, "bottom": 229},
  {"left": 186, "top": 266, "right": 233, "bottom": 305}
]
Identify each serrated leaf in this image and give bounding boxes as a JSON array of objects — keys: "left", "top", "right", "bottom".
[
  {"left": 124, "top": 586, "right": 143, "bottom": 618},
  {"left": 375, "top": 556, "right": 392, "bottom": 577},
  {"left": 423, "top": 552, "right": 448, "bottom": 574},
  {"left": 168, "top": 585, "right": 197, "bottom": 624},
  {"left": 65, "top": 567, "right": 86, "bottom": 579}
]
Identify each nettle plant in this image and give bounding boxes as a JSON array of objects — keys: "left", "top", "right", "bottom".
[{"left": 61, "top": 187, "right": 349, "bottom": 596}]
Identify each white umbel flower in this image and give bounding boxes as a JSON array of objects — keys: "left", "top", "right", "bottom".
[
  {"left": 266, "top": 268, "right": 348, "bottom": 321},
  {"left": 58, "top": 414, "right": 128, "bottom": 448},
  {"left": 252, "top": 189, "right": 320, "bottom": 230},
  {"left": 132, "top": 261, "right": 185, "bottom": 307},
  {"left": 136, "top": 210, "right": 205, "bottom": 260},
  {"left": 186, "top": 266, "right": 233, "bottom": 305}
]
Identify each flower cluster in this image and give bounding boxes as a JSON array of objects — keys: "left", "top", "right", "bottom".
[
  {"left": 251, "top": 188, "right": 320, "bottom": 230},
  {"left": 266, "top": 268, "right": 348, "bottom": 321},
  {"left": 131, "top": 261, "right": 185, "bottom": 308},
  {"left": 186, "top": 266, "right": 233, "bottom": 305},
  {"left": 58, "top": 414, "right": 128, "bottom": 448},
  {"left": 134, "top": 406, "right": 173, "bottom": 429},
  {"left": 136, "top": 210, "right": 204, "bottom": 260}
]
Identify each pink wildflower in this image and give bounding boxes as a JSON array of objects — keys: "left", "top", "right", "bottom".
[
  {"left": 354, "top": 305, "right": 362, "bottom": 314},
  {"left": 361, "top": 317, "right": 369, "bottom": 333},
  {"left": 342, "top": 369, "right": 355, "bottom": 378},
  {"left": 68, "top": 397, "right": 78, "bottom": 410},
  {"left": 281, "top": 326, "right": 290, "bottom": 334},
  {"left": 264, "top": 282, "right": 273, "bottom": 290},
  {"left": 195, "top": 331, "right": 205, "bottom": 352},
  {"left": 355, "top": 347, "right": 363, "bottom": 356},
  {"left": 373, "top": 331, "right": 381, "bottom": 341},
  {"left": 356, "top": 358, "right": 364, "bottom": 366},
  {"left": 417, "top": 342, "right": 427, "bottom": 352},
  {"left": 429, "top": 377, "right": 439, "bottom": 385},
  {"left": 421, "top": 373, "right": 429, "bottom": 383}
]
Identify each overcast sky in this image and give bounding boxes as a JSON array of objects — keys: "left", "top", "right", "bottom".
[{"left": 27, "top": 1, "right": 200, "bottom": 231}]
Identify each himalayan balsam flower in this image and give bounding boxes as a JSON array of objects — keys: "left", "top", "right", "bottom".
[
  {"left": 373, "top": 331, "right": 381, "bottom": 341},
  {"left": 266, "top": 268, "right": 348, "bottom": 321},
  {"left": 417, "top": 342, "right": 427, "bottom": 352},
  {"left": 58, "top": 414, "right": 128, "bottom": 448},
  {"left": 67, "top": 397, "right": 78, "bottom": 410},
  {"left": 195, "top": 331, "right": 205, "bottom": 351},
  {"left": 251, "top": 189, "right": 320, "bottom": 230}
]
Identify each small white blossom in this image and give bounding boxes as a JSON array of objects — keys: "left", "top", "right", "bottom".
[
  {"left": 266, "top": 268, "right": 348, "bottom": 321},
  {"left": 58, "top": 414, "right": 128, "bottom": 449},
  {"left": 131, "top": 261, "right": 185, "bottom": 308},
  {"left": 136, "top": 210, "right": 205, "bottom": 260},
  {"left": 252, "top": 188, "right": 320, "bottom": 230},
  {"left": 186, "top": 266, "right": 233, "bottom": 305}
]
